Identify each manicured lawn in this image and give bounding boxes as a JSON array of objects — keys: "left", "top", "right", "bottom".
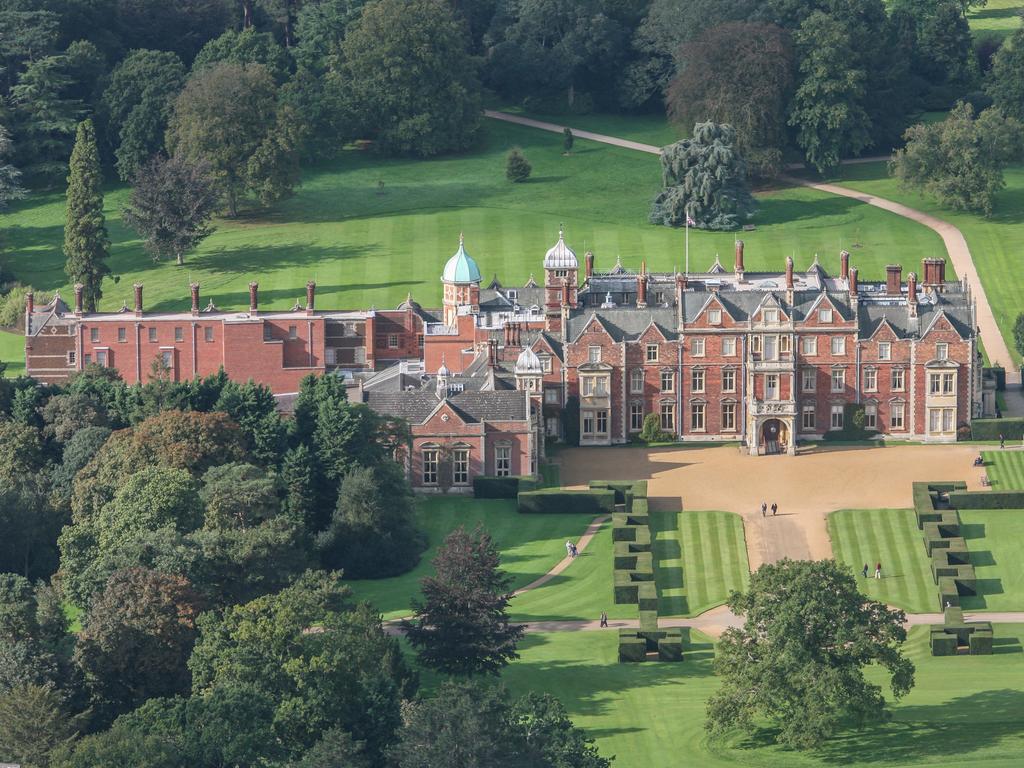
[
  {"left": 501, "top": 625, "right": 1024, "bottom": 768},
  {"left": 831, "top": 160, "right": 1024, "bottom": 365},
  {"left": 0, "top": 124, "right": 941, "bottom": 317},
  {"left": 346, "top": 495, "right": 597, "bottom": 620},
  {"left": 490, "top": 103, "right": 683, "bottom": 147},
  {"left": 828, "top": 508, "right": 937, "bottom": 614},
  {"left": 968, "top": 0, "right": 1024, "bottom": 41},
  {"left": 0, "top": 330, "right": 24, "bottom": 377},
  {"left": 651, "top": 510, "right": 749, "bottom": 617},
  {"left": 983, "top": 450, "right": 1024, "bottom": 489},
  {"left": 958, "top": 509, "right": 1024, "bottom": 612}
]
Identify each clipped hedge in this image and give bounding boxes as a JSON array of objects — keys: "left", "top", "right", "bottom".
[
  {"left": 930, "top": 631, "right": 958, "bottom": 656},
  {"left": 970, "top": 629, "right": 994, "bottom": 655},
  {"left": 947, "top": 490, "right": 1024, "bottom": 509},
  {"left": 618, "top": 631, "right": 647, "bottom": 662},
  {"left": 638, "top": 582, "right": 658, "bottom": 612},
  {"left": 517, "top": 488, "right": 615, "bottom": 514},
  {"left": 474, "top": 475, "right": 539, "bottom": 499},
  {"left": 971, "top": 418, "right": 1024, "bottom": 441},
  {"left": 658, "top": 629, "right": 685, "bottom": 661}
]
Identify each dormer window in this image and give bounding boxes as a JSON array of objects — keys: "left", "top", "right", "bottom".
[
  {"left": 506, "top": 289, "right": 518, "bottom": 301},
  {"left": 709, "top": 309, "right": 722, "bottom": 325},
  {"left": 936, "top": 343, "right": 948, "bottom": 361},
  {"left": 819, "top": 308, "right": 833, "bottom": 323},
  {"left": 588, "top": 346, "right": 601, "bottom": 363},
  {"left": 764, "top": 309, "right": 779, "bottom": 324}
]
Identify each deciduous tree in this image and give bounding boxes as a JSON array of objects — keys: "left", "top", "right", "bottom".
[
  {"left": 890, "top": 102, "right": 1024, "bottom": 215},
  {"left": 706, "top": 558, "right": 915, "bottom": 750},
  {"left": 122, "top": 154, "right": 218, "bottom": 265},
  {"left": 404, "top": 526, "right": 524, "bottom": 676},
  {"left": 649, "top": 122, "right": 756, "bottom": 230},
  {"left": 986, "top": 26, "right": 1024, "bottom": 121},
  {"left": 63, "top": 119, "right": 110, "bottom": 312}
]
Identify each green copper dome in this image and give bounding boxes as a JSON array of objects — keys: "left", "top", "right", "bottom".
[{"left": 442, "top": 234, "right": 482, "bottom": 284}]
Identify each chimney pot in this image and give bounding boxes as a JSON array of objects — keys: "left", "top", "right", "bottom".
[
  {"left": 636, "top": 272, "right": 647, "bottom": 308},
  {"left": 907, "top": 272, "right": 918, "bottom": 317},
  {"left": 25, "top": 290, "right": 34, "bottom": 317},
  {"left": 840, "top": 250, "right": 850, "bottom": 281},
  {"left": 190, "top": 283, "right": 200, "bottom": 315},
  {"left": 73, "top": 283, "right": 84, "bottom": 315},
  {"left": 849, "top": 267, "right": 859, "bottom": 297},
  {"left": 734, "top": 240, "right": 745, "bottom": 275},
  {"left": 306, "top": 280, "right": 316, "bottom": 314},
  {"left": 248, "top": 281, "right": 259, "bottom": 313},
  {"left": 585, "top": 251, "right": 594, "bottom": 281},
  {"left": 886, "top": 265, "right": 902, "bottom": 296},
  {"left": 785, "top": 256, "right": 794, "bottom": 290}
]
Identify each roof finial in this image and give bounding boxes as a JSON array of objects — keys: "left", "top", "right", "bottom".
[
  {"left": 559, "top": 223, "right": 564, "bottom": 240},
  {"left": 406, "top": 291, "right": 413, "bottom": 303},
  {"left": 459, "top": 232, "right": 464, "bottom": 247}
]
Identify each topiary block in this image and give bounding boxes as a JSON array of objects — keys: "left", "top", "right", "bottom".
[{"left": 969, "top": 629, "right": 993, "bottom": 655}]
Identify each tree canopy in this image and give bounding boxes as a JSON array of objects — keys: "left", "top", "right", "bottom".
[
  {"left": 706, "top": 558, "right": 915, "bottom": 749},
  {"left": 63, "top": 119, "right": 110, "bottom": 312}
]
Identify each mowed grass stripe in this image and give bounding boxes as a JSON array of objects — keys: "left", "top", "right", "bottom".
[
  {"left": 828, "top": 509, "right": 936, "bottom": 614},
  {"left": 682, "top": 512, "right": 709, "bottom": 612},
  {"left": 658, "top": 511, "right": 748, "bottom": 618},
  {"left": 984, "top": 451, "right": 1024, "bottom": 489}
]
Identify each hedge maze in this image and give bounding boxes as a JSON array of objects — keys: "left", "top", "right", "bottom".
[
  {"left": 913, "top": 481, "right": 1004, "bottom": 656},
  {"left": 595, "top": 480, "right": 686, "bottom": 663}
]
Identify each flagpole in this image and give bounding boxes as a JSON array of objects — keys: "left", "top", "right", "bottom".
[{"left": 685, "top": 215, "right": 690, "bottom": 276}]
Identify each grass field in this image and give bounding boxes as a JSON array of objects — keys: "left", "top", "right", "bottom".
[
  {"left": 346, "top": 495, "right": 599, "bottom": 620},
  {"left": 651, "top": 510, "right": 749, "bottom": 617},
  {"left": 958, "top": 509, "right": 1024, "bottom": 612},
  {"left": 0, "top": 330, "right": 23, "bottom": 377},
  {"left": 832, "top": 161, "right": 1024, "bottom": 365},
  {"left": 983, "top": 450, "right": 1024, "bottom": 488},
  {"left": 491, "top": 103, "right": 683, "bottom": 147},
  {"left": 501, "top": 624, "right": 1024, "bottom": 768},
  {"left": 0, "top": 122, "right": 943, "bottom": 319},
  {"left": 828, "top": 509, "right": 937, "bottom": 614},
  {"left": 968, "top": 0, "right": 1024, "bottom": 40}
]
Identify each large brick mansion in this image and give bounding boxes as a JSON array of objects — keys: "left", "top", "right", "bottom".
[{"left": 25, "top": 231, "right": 981, "bottom": 486}]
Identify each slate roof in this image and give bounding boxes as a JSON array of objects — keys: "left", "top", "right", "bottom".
[
  {"left": 364, "top": 389, "right": 528, "bottom": 423},
  {"left": 566, "top": 307, "right": 679, "bottom": 342}
]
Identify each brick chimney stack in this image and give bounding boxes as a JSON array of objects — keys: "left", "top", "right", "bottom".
[
  {"left": 190, "top": 283, "right": 200, "bottom": 315},
  {"left": 585, "top": 251, "right": 594, "bottom": 281},
  {"left": 734, "top": 240, "right": 745, "bottom": 278},
  {"left": 785, "top": 256, "right": 794, "bottom": 290},
  {"left": 561, "top": 278, "right": 570, "bottom": 308},
  {"left": 25, "top": 290, "right": 33, "bottom": 317},
  {"left": 907, "top": 272, "right": 918, "bottom": 317},
  {"left": 73, "top": 283, "right": 84, "bottom": 316},
  {"left": 133, "top": 283, "right": 143, "bottom": 316},
  {"left": 636, "top": 260, "right": 648, "bottom": 309},
  {"left": 840, "top": 249, "right": 850, "bottom": 281},
  {"left": 922, "top": 258, "right": 946, "bottom": 292},
  {"left": 886, "top": 265, "right": 902, "bottom": 296},
  {"left": 306, "top": 280, "right": 316, "bottom": 315},
  {"left": 248, "top": 281, "right": 259, "bottom": 314},
  {"left": 849, "top": 267, "right": 859, "bottom": 297}
]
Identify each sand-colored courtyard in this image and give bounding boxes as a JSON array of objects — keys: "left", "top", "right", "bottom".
[{"left": 558, "top": 443, "right": 986, "bottom": 570}]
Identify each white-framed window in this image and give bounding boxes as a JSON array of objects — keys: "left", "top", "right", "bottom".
[
  {"left": 864, "top": 368, "right": 877, "bottom": 392},
  {"left": 495, "top": 446, "right": 511, "bottom": 476},
  {"left": 646, "top": 344, "right": 659, "bottom": 362},
  {"left": 929, "top": 373, "right": 941, "bottom": 395},
  {"left": 878, "top": 342, "right": 891, "bottom": 361},
  {"left": 630, "top": 403, "right": 644, "bottom": 431},
  {"left": 819, "top": 308, "right": 833, "bottom": 323},
  {"left": 780, "top": 335, "right": 791, "bottom": 354},
  {"left": 423, "top": 449, "right": 438, "bottom": 484},
  {"left": 943, "top": 372, "right": 955, "bottom": 394},
  {"left": 661, "top": 371, "right": 675, "bottom": 392},
  {"left": 544, "top": 388, "right": 559, "bottom": 404},
  {"left": 690, "top": 402, "right": 705, "bottom": 432},
  {"left": 453, "top": 449, "right": 469, "bottom": 485},
  {"left": 722, "top": 402, "right": 736, "bottom": 431},
  {"left": 660, "top": 403, "right": 675, "bottom": 431},
  {"left": 722, "top": 337, "right": 736, "bottom": 356},
  {"left": 692, "top": 337, "right": 705, "bottom": 357},
  {"left": 582, "top": 377, "right": 607, "bottom": 397},
  {"left": 506, "top": 289, "right": 518, "bottom": 301},
  {"left": 751, "top": 335, "right": 762, "bottom": 354},
  {"left": 929, "top": 408, "right": 941, "bottom": 433},
  {"left": 802, "top": 368, "right": 816, "bottom": 392},
  {"left": 204, "top": 327, "right": 214, "bottom": 342},
  {"left": 174, "top": 326, "right": 184, "bottom": 342},
  {"left": 864, "top": 403, "right": 877, "bottom": 429},
  {"left": 691, "top": 368, "right": 705, "bottom": 393},
  {"left": 288, "top": 325, "right": 298, "bottom": 340},
  {"left": 160, "top": 350, "right": 173, "bottom": 369},
  {"left": 67, "top": 351, "right": 76, "bottom": 366},
  {"left": 763, "top": 335, "right": 778, "bottom": 361},
  {"left": 95, "top": 349, "right": 108, "bottom": 367},
  {"left": 596, "top": 410, "right": 608, "bottom": 433},
  {"left": 892, "top": 368, "right": 905, "bottom": 391},
  {"left": 936, "top": 343, "right": 948, "bottom": 361},
  {"left": 541, "top": 356, "right": 552, "bottom": 373},
  {"left": 891, "top": 402, "right": 905, "bottom": 430},
  {"left": 802, "top": 336, "right": 817, "bottom": 356},
  {"left": 831, "top": 336, "right": 845, "bottom": 355},
  {"left": 831, "top": 368, "right": 845, "bottom": 392},
  {"left": 830, "top": 405, "right": 844, "bottom": 430},
  {"left": 722, "top": 368, "right": 736, "bottom": 393},
  {"left": 388, "top": 334, "right": 399, "bottom": 348},
  {"left": 630, "top": 369, "right": 644, "bottom": 393},
  {"left": 708, "top": 309, "right": 722, "bottom": 325},
  {"left": 765, "top": 373, "right": 779, "bottom": 400},
  {"left": 802, "top": 404, "right": 816, "bottom": 431},
  {"left": 148, "top": 327, "right": 158, "bottom": 343},
  {"left": 583, "top": 412, "right": 595, "bottom": 434},
  {"left": 588, "top": 346, "right": 601, "bottom": 363},
  {"left": 117, "top": 327, "right": 126, "bottom": 343},
  {"left": 89, "top": 327, "right": 99, "bottom": 343},
  {"left": 943, "top": 408, "right": 954, "bottom": 432},
  {"left": 764, "top": 309, "right": 779, "bottom": 324}
]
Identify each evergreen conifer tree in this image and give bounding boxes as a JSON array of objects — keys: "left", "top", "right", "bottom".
[{"left": 63, "top": 120, "right": 110, "bottom": 312}]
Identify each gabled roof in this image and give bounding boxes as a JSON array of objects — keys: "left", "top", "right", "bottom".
[{"left": 363, "top": 389, "right": 528, "bottom": 424}]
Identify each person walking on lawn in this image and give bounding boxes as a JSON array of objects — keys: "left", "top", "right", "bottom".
[
  {"left": 1000, "top": 433, "right": 1005, "bottom": 449},
  {"left": 600, "top": 611, "right": 608, "bottom": 628},
  {"left": 761, "top": 502, "right": 767, "bottom": 517},
  {"left": 875, "top": 562, "right": 882, "bottom": 579},
  {"left": 771, "top": 502, "right": 778, "bottom": 516},
  {"left": 862, "top": 563, "right": 869, "bottom": 578}
]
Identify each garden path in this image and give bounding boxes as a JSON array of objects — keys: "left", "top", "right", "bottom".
[
  {"left": 486, "top": 110, "right": 1021, "bottom": 394},
  {"left": 512, "top": 513, "right": 611, "bottom": 596}
]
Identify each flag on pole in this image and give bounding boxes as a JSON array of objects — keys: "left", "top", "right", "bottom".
[{"left": 686, "top": 215, "right": 696, "bottom": 227}]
